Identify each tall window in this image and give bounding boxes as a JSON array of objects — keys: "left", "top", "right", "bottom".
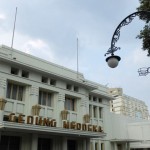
[
  {"left": 39, "top": 90, "right": 52, "bottom": 106},
  {"left": 7, "top": 82, "right": 24, "bottom": 101},
  {"left": 99, "top": 107, "right": 103, "bottom": 119},
  {"left": 65, "top": 97, "right": 75, "bottom": 111},
  {"left": 93, "top": 106, "right": 97, "bottom": 118}
]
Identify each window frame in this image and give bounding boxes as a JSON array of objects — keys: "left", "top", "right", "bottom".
[
  {"left": 65, "top": 96, "right": 76, "bottom": 111},
  {"left": 38, "top": 90, "right": 52, "bottom": 107},
  {"left": 6, "top": 82, "right": 24, "bottom": 101}
]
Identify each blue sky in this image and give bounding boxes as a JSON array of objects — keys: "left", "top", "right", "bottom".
[{"left": 0, "top": 0, "right": 150, "bottom": 110}]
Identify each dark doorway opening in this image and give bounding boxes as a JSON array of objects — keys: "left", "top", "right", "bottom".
[
  {"left": 0, "top": 135, "right": 21, "bottom": 150},
  {"left": 38, "top": 138, "right": 52, "bottom": 150},
  {"left": 67, "top": 140, "right": 77, "bottom": 150}
]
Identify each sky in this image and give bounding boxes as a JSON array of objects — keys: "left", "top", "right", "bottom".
[{"left": 0, "top": 0, "right": 150, "bottom": 110}]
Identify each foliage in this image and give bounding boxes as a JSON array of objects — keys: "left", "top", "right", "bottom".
[{"left": 137, "top": 0, "right": 150, "bottom": 56}]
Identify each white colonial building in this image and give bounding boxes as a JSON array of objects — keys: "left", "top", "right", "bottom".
[
  {"left": 109, "top": 88, "right": 149, "bottom": 120},
  {"left": 0, "top": 45, "right": 150, "bottom": 150}
]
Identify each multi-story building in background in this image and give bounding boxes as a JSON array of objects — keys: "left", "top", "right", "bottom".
[{"left": 109, "top": 88, "right": 149, "bottom": 120}]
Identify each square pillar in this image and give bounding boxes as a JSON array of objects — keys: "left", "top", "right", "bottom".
[
  {"left": 86, "top": 138, "right": 90, "bottom": 150},
  {"left": 62, "top": 137, "right": 67, "bottom": 150},
  {"left": 31, "top": 134, "right": 38, "bottom": 150}
]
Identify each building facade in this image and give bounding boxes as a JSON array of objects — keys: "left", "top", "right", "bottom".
[
  {"left": 0, "top": 45, "right": 150, "bottom": 150},
  {"left": 0, "top": 45, "right": 114, "bottom": 150},
  {"left": 109, "top": 88, "right": 149, "bottom": 120}
]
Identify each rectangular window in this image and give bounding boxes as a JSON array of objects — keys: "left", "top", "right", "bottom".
[
  {"left": 22, "top": 70, "right": 29, "bottom": 78},
  {"left": 99, "top": 98, "right": 102, "bottom": 103},
  {"left": 11, "top": 67, "right": 19, "bottom": 75},
  {"left": 65, "top": 97, "right": 75, "bottom": 111},
  {"left": 93, "top": 106, "right": 97, "bottom": 118},
  {"left": 93, "top": 97, "right": 97, "bottom": 102},
  {"left": 50, "top": 79, "right": 56, "bottom": 86},
  {"left": 66, "top": 84, "right": 72, "bottom": 90},
  {"left": 41, "top": 76, "right": 48, "bottom": 83},
  {"left": 39, "top": 90, "right": 52, "bottom": 107},
  {"left": 99, "top": 107, "right": 103, "bottom": 119},
  {"left": 74, "top": 86, "right": 79, "bottom": 92},
  {"left": 89, "top": 105, "right": 92, "bottom": 117},
  {"left": 89, "top": 95, "right": 91, "bottom": 101},
  {"left": 7, "top": 82, "right": 24, "bottom": 101}
]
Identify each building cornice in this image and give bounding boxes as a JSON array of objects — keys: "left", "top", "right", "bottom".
[{"left": 0, "top": 121, "right": 106, "bottom": 138}]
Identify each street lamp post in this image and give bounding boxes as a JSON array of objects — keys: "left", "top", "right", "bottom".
[{"left": 105, "top": 11, "right": 150, "bottom": 75}]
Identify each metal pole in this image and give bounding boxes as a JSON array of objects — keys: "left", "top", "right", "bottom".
[{"left": 11, "top": 7, "right": 18, "bottom": 49}]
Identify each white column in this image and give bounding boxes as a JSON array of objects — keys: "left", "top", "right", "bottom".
[
  {"left": 31, "top": 134, "right": 38, "bottom": 150},
  {"left": 93, "top": 140, "right": 95, "bottom": 150},
  {"left": 62, "top": 137, "right": 67, "bottom": 150},
  {"left": 0, "top": 110, "right": 4, "bottom": 122},
  {"left": 114, "top": 142, "right": 117, "bottom": 150},
  {"left": 98, "top": 141, "right": 101, "bottom": 150},
  {"left": 127, "top": 142, "right": 130, "bottom": 150},
  {"left": 0, "top": 77, "right": 6, "bottom": 98}
]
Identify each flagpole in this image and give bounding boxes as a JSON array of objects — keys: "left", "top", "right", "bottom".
[{"left": 11, "top": 7, "right": 17, "bottom": 48}]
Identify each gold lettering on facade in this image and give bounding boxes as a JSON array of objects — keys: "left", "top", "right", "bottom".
[
  {"left": 51, "top": 119, "right": 56, "bottom": 127},
  {"left": 43, "top": 118, "right": 50, "bottom": 126},
  {"left": 88, "top": 124, "right": 92, "bottom": 131},
  {"left": 93, "top": 125, "right": 97, "bottom": 132},
  {"left": 27, "top": 116, "right": 33, "bottom": 124},
  {"left": 76, "top": 123, "right": 81, "bottom": 130},
  {"left": 18, "top": 114, "right": 25, "bottom": 123},
  {"left": 63, "top": 121, "right": 69, "bottom": 128},
  {"left": 82, "top": 124, "right": 87, "bottom": 131},
  {"left": 5, "top": 113, "right": 104, "bottom": 133},
  {"left": 9, "top": 113, "right": 16, "bottom": 122},
  {"left": 71, "top": 122, "right": 76, "bottom": 129}
]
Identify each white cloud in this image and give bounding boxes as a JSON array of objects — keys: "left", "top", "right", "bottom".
[{"left": 0, "top": 13, "right": 6, "bottom": 20}]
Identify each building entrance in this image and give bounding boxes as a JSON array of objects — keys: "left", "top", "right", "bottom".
[
  {"left": 0, "top": 135, "right": 21, "bottom": 150},
  {"left": 38, "top": 138, "right": 52, "bottom": 150},
  {"left": 67, "top": 140, "right": 77, "bottom": 150}
]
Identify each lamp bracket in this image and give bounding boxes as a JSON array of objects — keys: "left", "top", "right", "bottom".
[{"left": 105, "top": 11, "right": 150, "bottom": 56}]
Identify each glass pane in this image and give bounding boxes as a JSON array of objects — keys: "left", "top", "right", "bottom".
[
  {"left": 42, "top": 92, "right": 46, "bottom": 105},
  {"left": 47, "top": 93, "right": 51, "bottom": 106},
  {"left": 12, "top": 84, "right": 17, "bottom": 100},
  {"left": 18, "top": 86, "right": 23, "bottom": 101},
  {"left": 71, "top": 99, "right": 74, "bottom": 111},
  {"left": 6, "top": 83, "right": 11, "bottom": 98},
  {"left": 65, "top": 98, "right": 75, "bottom": 111},
  {"left": 39, "top": 91, "right": 42, "bottom": 105}
]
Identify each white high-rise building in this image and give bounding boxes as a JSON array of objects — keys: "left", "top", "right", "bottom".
[{"left": 109, "top": 88, "right": 149, "bottom": 120}]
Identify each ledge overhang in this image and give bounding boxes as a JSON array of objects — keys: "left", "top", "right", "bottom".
[{"left": 0, "top": 122, "right": 106, "bottom": 138}]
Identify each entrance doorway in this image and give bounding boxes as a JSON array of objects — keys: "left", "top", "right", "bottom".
[
  {"left": 38, "top": 138, "right": 52, "bottom": 150},
  {"left": 0, "top": 135, "right": 21, "bottom": 150},
  {"left": 67, "top": 140, "right": 77, "bottom": 150}
]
